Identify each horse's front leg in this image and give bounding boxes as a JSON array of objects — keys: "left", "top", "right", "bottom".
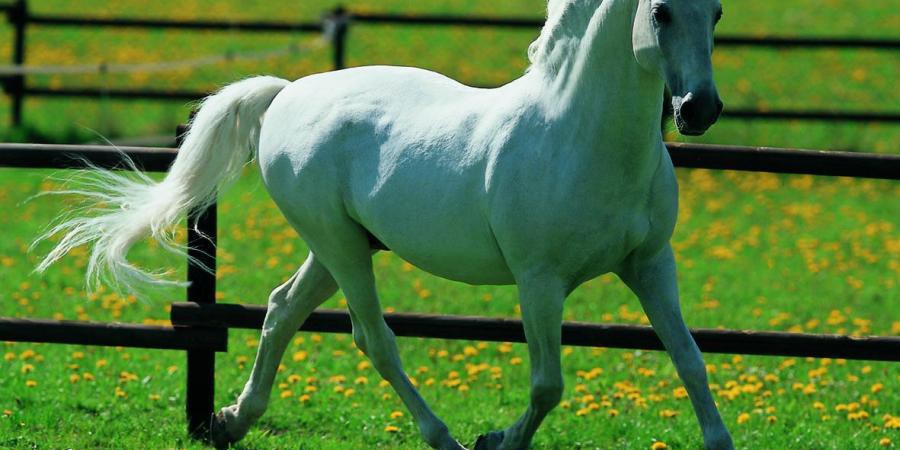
[
  {"left": 618, "top": 245, "right": 734, "bottom": 450},
  {"left": 476, "top": 275, "right": 567, "bottom": 450}
]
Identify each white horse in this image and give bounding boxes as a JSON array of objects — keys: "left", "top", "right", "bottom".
[{"left": 37, "top": 0, "right": 731, "bottom": 448}]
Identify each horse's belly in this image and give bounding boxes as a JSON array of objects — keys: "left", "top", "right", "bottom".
[
  {"left": 355, "top": 189, "right": 514, "bottom": 286},
  {"left": 390, "top": 241, "right": 515, "bottom": 286}
]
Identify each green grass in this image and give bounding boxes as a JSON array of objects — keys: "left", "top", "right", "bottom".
[{"left": 1, "top": 1, "right": 899, "bottom": 449}]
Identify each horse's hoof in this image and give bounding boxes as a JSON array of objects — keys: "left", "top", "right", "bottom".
[
  {"left": 474, "top": 430, "right": 504, "bottom": 450},
  {"left": 209, "top": 409, "right": 240, "bottom": 450}
]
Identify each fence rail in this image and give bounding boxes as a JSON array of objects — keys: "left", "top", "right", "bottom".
[
  {"left": 170, "top": 302, "right": 900, "bottom": 362},
  {"left": 26, "top": 13, "right": 323, "bottom": 32},
  {"left": 0, "top": 316, "right": 226, "bottom": 351},
  {"left": 3, "top": 141, "right": 899, "bottom": 179},
  {"left": 350, "top": 12, "right": 900, "bottom": 51},
  {"left": 2, "top": 1, "right": 899, "bottom": 128}
]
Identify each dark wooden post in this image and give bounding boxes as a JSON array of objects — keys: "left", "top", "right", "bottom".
[
  {"left": 8, "top": 0, "right": 27, "bottom": 127},
  {"left": 329, "top": 6, "right": 349, "bottom": 70},
  {"left": 177, "top": 123, "right": 219, "bottom": 438}
]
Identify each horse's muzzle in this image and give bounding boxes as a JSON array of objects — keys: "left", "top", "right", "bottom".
[{"left": 672, "top": 88, "right": 723, "bottom": 136}]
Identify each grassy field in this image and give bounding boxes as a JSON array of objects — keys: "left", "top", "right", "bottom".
[{"left": 1, "top": 1, "right": 899, "bottom": 449}]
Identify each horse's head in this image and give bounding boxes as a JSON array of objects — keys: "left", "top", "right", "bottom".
[{"left": 633, "top": 0, "right": 723, "bottom": 136}]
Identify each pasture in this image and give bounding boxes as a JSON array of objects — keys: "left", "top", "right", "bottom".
[{"left": 0, "top": 1, "right": 898, "bottom": 449}]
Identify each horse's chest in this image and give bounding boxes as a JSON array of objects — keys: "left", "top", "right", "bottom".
[
  {"left": 558, "top": 198, "right": 654, "bottom": 279},
  {"left": 491, "top": 183, "right": 654, "bottom": 279}
]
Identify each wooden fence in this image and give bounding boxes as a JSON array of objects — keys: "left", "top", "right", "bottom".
[
  {"left": 2, "top": 0, "right": 899, "bottom": 127},
  {"left": 1, "top": 130, "right": 899, "bottom": 434}
]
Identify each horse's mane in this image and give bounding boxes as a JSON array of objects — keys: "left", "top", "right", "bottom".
[{"left": 527, "top": 0, "right": 604, "bottom": 75}]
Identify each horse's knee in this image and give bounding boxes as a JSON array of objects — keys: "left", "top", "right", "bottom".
[
  {"left": 531, "top": 377, "right": 564, "bottom": 412},
  {"left": 355, "top": 326, "right": 397, "bottom": 370},
  {"left": 366, "top": 341, "right": 398, "bottom": 371},
  {"left": 673, "top": 348, "right": 709, "bottom": 387},
  {"left": 352, "top": 328, "right": 368, "bottom": 355}
]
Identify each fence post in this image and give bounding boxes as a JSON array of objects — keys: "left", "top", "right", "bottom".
[
  {"left": 178, "top": 122, "right": 219, "bottom": 438},
  {"left": 7, "top": 0, "right": 27, "bottom": 127},
  {"left": 328, "top": 6, "right": 349, "bottom": 70}
]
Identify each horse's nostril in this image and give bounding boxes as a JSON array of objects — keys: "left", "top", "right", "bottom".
[{"left": 679, "top": 97, "right": 698, "bottom": 124}]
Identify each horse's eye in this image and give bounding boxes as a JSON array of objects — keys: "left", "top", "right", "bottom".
[
  {"left": 652, "top": 5, "right": 672, "bottom": 25},
  {"left": 714, "top": 9, "right": 723, "bottom": 24}
]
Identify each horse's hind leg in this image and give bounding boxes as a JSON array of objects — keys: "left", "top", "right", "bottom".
[
  {"left": 309, "top": 220, "right": 466, "bottom": 450},
  {"left": 210, "top": 252, "right": 337, "bottom": 449},
  {"left": 618, "top": 245, "right": 734, "bottom": 450}
]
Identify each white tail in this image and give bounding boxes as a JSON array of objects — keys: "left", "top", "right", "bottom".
[{"left": 34, "top": 75, "right": 290, "bottom": 292}]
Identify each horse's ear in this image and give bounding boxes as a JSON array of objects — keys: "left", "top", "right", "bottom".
[{"left": 632, "top": 0, "right": 663, "bottom": 74}]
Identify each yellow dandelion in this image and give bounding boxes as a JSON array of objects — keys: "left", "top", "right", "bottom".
[
  {"left": 880, "top": 438, "right": 892, "bottom": 447},
  {"left": 651, "top": 442, "right": 668, "bottom": 450},
  {"left": 659, "top": 409, "right": 678, "bottom": 418},
  {"left": 510, "top": 357, "right": 523, "bottom": 365},
  {"left": 737, "top": 413, "right": 750, "bottom": 424},
  {"left": 385, "top": 425, "right": 400, "bottom": 433},
  {"left": 299, "top": 394, "right": 311, "bottom": 403}
]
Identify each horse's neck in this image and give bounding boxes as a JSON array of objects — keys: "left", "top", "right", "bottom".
[{"left": 537, "top": 0, "right": 665, "bottom": 177}]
